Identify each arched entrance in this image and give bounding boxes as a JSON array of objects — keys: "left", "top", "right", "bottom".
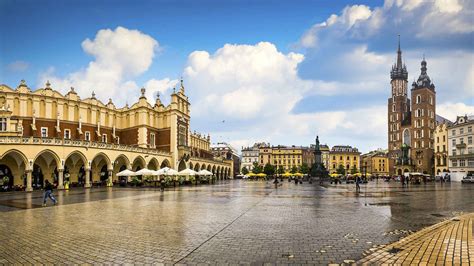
[
  {"left": 178, "top": 160, "right": 187, "bottom": 171},
  {"left": 33, "top": 150, "right": 60, "bottom": 189},
  {"left": 132, "top": 156, "right": 146, "bottom": 171},
  {"left": 91, "top": 153, "right": 111, "bottom": 186},
  {"left": 397, "top": 169, "right": 402, "bottom": 176},
  {"left": 113, "top": 154, "right": 130, "bottom": 182},
  {"left": 160, "top": 159, "right": 171, "bottom": 169},
  {"left": 0, "top": 149, "right": 28, "bottom": 190},
  {"left": 64, "top": 151, "right": 87, "bottom": 187},
  {"left": 147, "top": 158, "right": 159, "bottom": 171},
  {"left": 194, "top": 163, "right": 200, "bottom": 172}
]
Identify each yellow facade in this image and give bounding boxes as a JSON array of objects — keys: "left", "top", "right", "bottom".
[
  {"left": 0, "top": 80, "right": 232, "bottom": 191},
  {"left": 259, "top": 147, "right": 273, "bottom": 166},
  {"left": 271, "top": 146, "right": 303, "bottom": 171},
  {"left": 434, "top": 122, "right": 449, "bottom": 175},
  {"left": 361, "top": 153, "right": 389, "bottom": 176},
  {"left": 329, "top": 146, "right": 361, "bottom": 174}
]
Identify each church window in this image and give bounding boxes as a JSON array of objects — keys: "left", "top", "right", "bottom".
[
  {"left": 392, "top": 104, "right": 395, "bottom": 112},
  {"left": 416, "top": 95, "right": 421, "bottom": 104},
  {"left": 178, "top": 125, "right": 187, "bottom": 146},
  {"left": 430, "top": 96, "right": 433, "bottom": 105}
]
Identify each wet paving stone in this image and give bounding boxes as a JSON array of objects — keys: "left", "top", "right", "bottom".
[{"left": 0, "top": 180, "right": 473, "bottom": 264}]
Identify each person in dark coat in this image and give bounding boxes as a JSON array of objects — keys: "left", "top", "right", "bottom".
[
  {"left": 42, "top": 180, "right": 57, "bottom": 206},
  {"left": 355, "top": 176, "right": 361, "bottom": 193}
]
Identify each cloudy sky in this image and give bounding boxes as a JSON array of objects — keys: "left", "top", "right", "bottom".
[{"left": 1, "top": 0, "right": 473, "bottom": 153}]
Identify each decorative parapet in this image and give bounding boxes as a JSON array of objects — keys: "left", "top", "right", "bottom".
[
  {"left": 0, "top": 136, "right": 171, "bottom": 156},
  {"left": 190, "top": 155, "right": 230, "bottom": 165}
]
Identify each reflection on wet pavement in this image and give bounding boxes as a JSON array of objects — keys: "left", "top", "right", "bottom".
[{"left": 0, "top": 180, "right": 473, "bottom": 264}]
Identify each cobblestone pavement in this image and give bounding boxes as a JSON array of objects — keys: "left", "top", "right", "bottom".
[
  {"left": 0, "top": 180, "right": 473, "bottom": 265},
  {"left": 358, "top": 212, "right": 474, "bottom": 265}
]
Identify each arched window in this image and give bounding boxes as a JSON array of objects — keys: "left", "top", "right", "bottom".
[
  {"left": 40, "top": 100, "right": 46, "bottom": 117},
  {"left": 392, "top": 104, "right": 395, "bottom": 112},
  {"left": 403, "top": 129, "right": 411, "bottom": 146},
  {"left": 416, "top": 95, "right": 421, "bottom": 104},
  {"left": 63, "top": 103, "right": 69, "bottom": 120}
]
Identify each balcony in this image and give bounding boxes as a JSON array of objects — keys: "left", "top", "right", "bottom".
[
  {"left": 0, "top": 136, "right": 171, "bottom": 156},
  {"left": 449, "top": 153, "right": 474, "bottom": 160}
]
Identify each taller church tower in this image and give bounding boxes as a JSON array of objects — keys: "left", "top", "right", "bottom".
[{"left": 388, "top": 36, "right": 411, "bottom": 175}]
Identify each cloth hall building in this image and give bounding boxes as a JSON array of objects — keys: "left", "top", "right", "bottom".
[{"left": 0, "top": 80, "right": 232, "bottom": 191}]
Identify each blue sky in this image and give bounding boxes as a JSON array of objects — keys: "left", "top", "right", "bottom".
[{"left": 1, "top": 0, "right": 473, "bottom": 153}]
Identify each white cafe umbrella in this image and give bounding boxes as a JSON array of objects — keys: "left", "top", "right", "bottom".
[
  {"left": 117, "top": 169, "right": 135, "bottom": 177},
  {"left": 155, "top": 167, "right": 179, "bottom": 176},
  {"left": 197, "top": 170, "right": 213, "bottom": 176},
  {"left": 134, "top": 168, "right": 157, "bottom": 176},
  {"left": 178, "top": 168, "right": 198, "bottom": 176}
]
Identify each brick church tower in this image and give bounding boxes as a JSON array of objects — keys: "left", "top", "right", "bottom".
[
  {"left": 410, "top": 56, "right": 436, "bottom": 174},
  {"left": 388, "top": 37, "right": 436, "bottom": 175}
]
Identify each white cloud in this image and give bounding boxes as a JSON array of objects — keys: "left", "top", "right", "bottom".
[
  {"left": 437, "top": 102, "right": 474, "bottom": 122},
  {"left": 39, "top": 26, "right": 159, "bottom": 105},
  {"left": 435, "top": 0, "right": 463, "bottom": 13},
  {"left": 341, "top": 5, "right": 372, "bottom": 28},
  {"left": 7, "top": 60, "right": 29, "bottom": 72},
  {"left": 144, "top": 78, "right": 179, "bottom": 105},
  {"left": 184, "top": 42, "right": 310, "bottom": 120}
]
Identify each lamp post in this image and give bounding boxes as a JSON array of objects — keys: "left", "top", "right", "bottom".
[{"left": 364, "top": 161, "right": 368, "bottom": 206}]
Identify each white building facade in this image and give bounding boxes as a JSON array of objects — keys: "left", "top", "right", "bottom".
[
  {"left": 240, "top": 142, "right": 268, "bottom": 173},
  {"left": 447, "top": 115, "right": 474, "bottom": 181}
]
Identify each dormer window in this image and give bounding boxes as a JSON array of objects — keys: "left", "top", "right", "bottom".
[
  {"left": 64, "top": 129, "right": 71, "bottom": 139},
  {"left": 41, "top": 127, "right": 48, "bottom": 138}
]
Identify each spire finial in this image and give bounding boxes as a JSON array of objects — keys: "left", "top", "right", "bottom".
[
  {"left": 398, "top": 34, "right": 401, "bottom": 52},
  {"left": 91, "top": 91, "right": 96, "bottom": 99},
  {"left": 140, "top": 87, "right": 146, "bottom": 98},
  {"left": 179, "top": 77, "right": 185, "bottom": 94},
  {"left": 396, "top": 34, "right": 402, "bottom": 68}
]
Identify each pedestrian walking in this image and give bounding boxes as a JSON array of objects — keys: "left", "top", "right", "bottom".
[
  {"left": 160, "top": 178, "right": 166, "bottom": 191},
  {"left": 355, "top": 176, "right": 361, "bottom": 193},
  {"left": 42, "top": 180, "right": 57, "bottom": 206}
]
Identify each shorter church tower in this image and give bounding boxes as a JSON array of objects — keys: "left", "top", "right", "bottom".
[{"left": 410, "top": 57, "right": 436, "bottom": 174}]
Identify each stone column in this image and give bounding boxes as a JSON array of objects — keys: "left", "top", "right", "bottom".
[
  {"left": 26, "top": 170, "right": 33, "bottom": 192},
  {"left": 108, "top": 170, "right": 113, "bottom": 186},
  {"left": 57, "top": 169, "right": 64, "bottom": 189},
  {"left": 85, "top": 168, "right": 91, "bottom": 188}
]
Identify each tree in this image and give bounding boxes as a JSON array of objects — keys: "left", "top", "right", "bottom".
[
  {"left": 350, "top": 165, "right": 359, "bottom": 174},
  {"left": 264, "top": 163, "right": 275, "bottom": 176},
  {"left": 252, "top": 161, "right": 262, "bottom": 174},
  {"left": 277, "top": 165, "right": 284, "bottom": 175},
  {"left": 241, "top": 167, "right": 249, "bottom": 175},
  {"left": 336, "top": 164, "right": 346, "bottom": 175},
  {"left": 299, "top": 163, "right": 309, "bottom": 175},
  {"left": 290, "top": 166, "right": 298, "bottom": 174}
]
